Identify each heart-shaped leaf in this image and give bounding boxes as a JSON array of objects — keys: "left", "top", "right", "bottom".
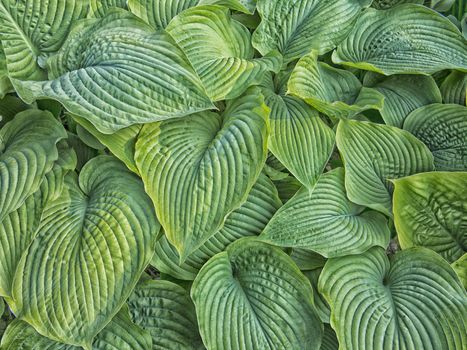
[
  {"left": 261, "top": 168, "right": 390, "bottom": 257},
  {"left": 10, "top": 156, "right": 160, "bottom": 348},
  {"left": 393, "top": 172, "right": 467, "bottom": 262},
  {"left": 319, "top": 247, "right": 467, "bottom": 350},
  {"left": 191, "top": 238, "right": 323, "bottom": 349},
  {"left": 135, "top": 88, "right": 269, "bottom": 260}
]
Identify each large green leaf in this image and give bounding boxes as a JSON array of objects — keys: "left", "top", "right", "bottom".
[
  {"left": 153, "top": 173, "right": 281, "bottom": 280},
  {"left": 0, "top": 144, "right": 76, "bottom": 298},
  {"left": 0, "top": 0, "right": 88, "bottom": 80},
  {"left": 128, "top": 280, "right": 204, "bottom": 349},
  {"left": 0, "top": 306, "right": 152, "bottom": 349},
  {"left": 261, "top": 168, "right": 389, "bottom": 257},
  {"left": 9, "top": 156, "right": 160, "bottom": 349},
  {"left": 440, "top": 71, "right": 467, "bottom": 105},
  {"left": 336, "top": 119, "right": 434, "bottom": 216},
  {"left": 166, "top": 5, "right": 281, "bottom": 101},
  {"left": 363, "top": 73, "right": 442, "bottom": 127},
  {"left": 261, "top": 69, "right": 335, "bottom": 188},
  {"left": 252, "top": 0, "right": 372, "bottom": 63},
  {"left": 14, "top": 9, "right": 214, "bottom": 134},
  {"left": 288, "top": 51, "right": 384, "bottom": 120},
  {"left": 403, "top": 103, "right": 467, "bottom": 170},
  {"left": 0, "top": 110, "right": 67, "bottom": 222},
  {"left": 191, "top": 238, "right": 323, "bottom": 349},
  {"left": 393, "top": 172, "right": 467, "bottom": 262},
  {"left": 135, "top": 89, "right": 269, "bottom": 261},
  {"left": 319, "top": 247, "right": 467, "bottom": 350},
  {"left": 333, "top": 5, "right": 467, "bottom": 74}
]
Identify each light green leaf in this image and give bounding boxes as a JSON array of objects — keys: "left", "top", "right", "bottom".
[
  {"left": 321, "top": 324, "right": 339, "bottom": 350},
  {"left": 128, "top": 280, "right": 204, "bottom": 349},
  {"left": 89, "top": 0, "right": 128, "bottom": 17},
  {"left": 0, "top": 44, "right": 13, "bottom": 99},
  {"left": 261, "top": 69, "right": 335, "bottom": 188},
  {"left": 403, "top": 103, "right": 467, "bottom": 170},
  {"left": 440, "top": 71, "right": 467, "bottom": 105},
  {"left": 0, "top": 143, "right": 76, "bottom": 298},
  {"left": 191, "top": 238, "right": 323, "bottom": 350},
  {"left": 200, "top": 0, "right": 256, "bottom": 14},
  {"left": 371, "top": 0, "right": 423, "bottom": 9},
  {"left": 333, "top": 5, "right": 467, "bottom": 74},
  {"left": 0, "top": 0, "right": 88, "bottom": 80},
  {"left": 152, "top": 173, "right": 282, "bottom": 280},
  {"left": 14, "top": 9, "right": 214, "bottom": 134},
  {"left": 393, "top": 172, "right": 467, "bottom": 262},
  {"left": 73, "top": 115, "right": 141, "bottom": 174},
  {"left": 319, "top": 247, "right": 467, "bottom": 350},
  {"left": 261, "top": 168, "right": 390, "bottom": 257},
  {"left": 451, "top": 253, "right": 467, "bottom": 289},
  {"left": 166, "top": 5, "right": 281, "bottom": 101},
  {"left": 252, "top": 0, "right": 372, "bottom": 63},
  {"left": 10, "top": 156, "right": 160, "bottom": 349},
  {"left": 336, "top": 119, "right": 434, "bottom": 216},
  {"left": 364, "top": 73, "right": 442, "bottom": 127},
  {"left": 0, "top": 306, "right": 152, "bottom": 350},
  {"left": 288, "top": 51, "right": 384, "bottom": 120},
  {"left": 303, "top": 269, "right": 331, "bottom": 323},
  {"left": 135, "top": 89, "right": 269, "bottom": 261}
]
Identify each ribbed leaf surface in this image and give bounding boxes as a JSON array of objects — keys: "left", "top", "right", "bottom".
[{"left": 440, "top": 71, "right": 467, "bottom": 105}]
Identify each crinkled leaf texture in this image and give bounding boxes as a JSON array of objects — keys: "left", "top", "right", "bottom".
[
  {"left": 9, "top": 156, "right": 160, "bottom": 349},
  {"left": 135, "top": 88, "right": 269, "bottom": 261},
  {"left": 192, "top": 238, "right": 323, "bottom": 350},
  {"left": 393, "top": 172, "right": 467, "bottom": 262},
  {"left": 320, "top": 247, "right": 467, "bottom": 350},
  {"left": 261, "top": 168, "right": 390, "bottom": 257},
  {"left": 13, "top": 9, "right": 214, "bottom": 134}
]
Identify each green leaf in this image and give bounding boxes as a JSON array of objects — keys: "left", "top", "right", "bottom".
[
  {"left": 0, "top": 95, "right": 32, "bottom": 128},
  {"left": 9, "top": 156, "right": 160, "bottom": 349},
  {"left": 289, "top": 248, "right": 326, "bottom": 271},
  {"left": 393, "top": 172, "right": 467, "bottom": 262},
  {"left": 0, "top": 0, "right": 88, "bottom": 81},
  {"left": 152, "top": 173, "right": 282, "bottom": 280},
  {"left": 261, "top": 168, "right": 390, "bottom": 257},
  {"left": 440, "top": 71, "right": 467, "bottom": 105},
  {"left": 371, "top": 0, "right": 423, "bottom": 9},
  {"left": 336, "top": 119, "right": 434, "bottom": 216},
  {"left": 0, "top": 44, "right": 13, "bottom": 99},
  {"left": 364, "top": 73, "right": 442, "bottom": 127},
  {"left": 191, "top": 238, "right": 323, "bottom": 349},
  {"left": 303, "top": 269, "right": 331, "bottom": 323},
  {"left": 332, "top": 5, "right": 467, "bottom": 74},
  {"left": 128, "top": 280, "right": 204, "bottom": 349},
  {"left": 166, "top": 5, "right": 282, "bottom": 101},
  {"left": 135, "top": 88, "right": 269, "bottom": 261},
  {"left": 321, "top": 324, "right": 339, "bottom": 350},
  {"left": 13, "top": 9, "right": 214, "bottom": 134},
  {"left": 319, "top": 247, "right": 467, "bottom": 350},
  {"left": 288, "top": 51, "right": 384, "bottom": 120},
  {"left": 66, "top": 132, "right": 98, "bottom": 171},
  {"left": 89, "top": 0, "right": 128, "bottom": 17},
  {"left": 261, "top": 69, "right": 335, "bottom": 188},
  {"left": 252, "top": 0, "right": 373, "bottom": 63},
  {"left": 0, "top": 306, "right": 152, "bottom": 350},
  {"left": 403, "top": 103, "right": 467, "bottom": 170},
  {"left": 451, "top": 253, "right": 467, "bottom": 289}
]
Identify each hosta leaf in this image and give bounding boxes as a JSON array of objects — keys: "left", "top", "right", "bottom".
[
  {"left": 0, "top": 144, "right": 76, "bottom": 298},
  {"left": 429, "top": 0, "right": 455, "bottom": 12},
  {"left": 363, "top": 73, "right": 442, "bottom": 127},
  {"left": 128, "top": 280, "right": 204, "bottom": 349},
  {"left": 0, "top": 306, "right": 152, "bottom": 350},
  {"left": 333, "top": 5, "right": 467, "bottom": 74},
  {"left": 153, "top": 173, "right": 281, "bottom": 280},
  {"left": 135, "top": 89, "right": 269, "bottom": 261},
  {"left": 261, "top": 168, "right": 390, "bottom": 257},
  {"left": 393, "top": 172, "right": 467, "bottom": 262},
  {"left": 0, "top": 110, "right": 67, "bottom": 222},
  {"left": 290, "top": 248, "right": 326, "bottom": 271},
  {"left": 0, "top": 95, "right": 32, "bottom": 128},
  {"left": 451, "top": 253, "right": 467, "bottom": 289},
  {"left": 0, "top": 45, "right": 13, "bottom": 99},
  {"left": 252, "top": 0, "right": 372, "bottom": 63},
  {"left": 191, "top": 238, "right": 323, "bottom": 350},
  {"left": 336, "top": 119, "right": 434, "bottom": 216},
  {"left": 288, "top": 51, "right": 384, "bottom": 120},
  {"left": 10, "top": 156, "right": 160, "bottom": 348},
  {"left": 66, "top": 133, "right": 98, "bottom": 171},
  {"left": 440, "top": 71, "right": 467, "bottom": 105},
  {"left": 166, "top": 5, "right": 281, "bottom": 101},
  {"left": 403, "top": 103, "right": 467, "bottom": 170},
  {"left": 319, "top": 247, "right": 467, "bottom": 350},
  {"left": 321, "top": 324, "right": 339, "bottom": 350},
  {"left": 371, "top": 0, "right": 423, "bottom": 9},
  {"left": 303, "top": 269, "right": 331, "bottom": 323},
  {"left": 89, "top": 0, "right": 128, "bottom": 17},
  {"left": 261, "top": 70, "right": 335, "bottom": 188},
  {"left": 14, "top": 9, "right": 214, "bottom": 134},
  {"left": 0, "top": 0, "right": 88, "bottom": 80}
]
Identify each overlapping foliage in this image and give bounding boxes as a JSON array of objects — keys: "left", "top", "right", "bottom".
[{"left": 0, "top": 0, "right": 466, "bottom": 349}]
